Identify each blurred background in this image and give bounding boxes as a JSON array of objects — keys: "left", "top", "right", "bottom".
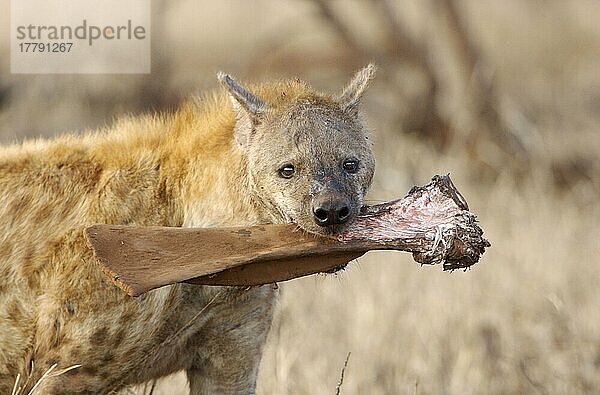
[{"left": 1, "top": 0, "right": 599, "bottom": 393}]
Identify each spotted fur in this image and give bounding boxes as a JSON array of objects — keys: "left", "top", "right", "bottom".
[{"left": 0, "top": 65, "right": 376, "bottom": 394}]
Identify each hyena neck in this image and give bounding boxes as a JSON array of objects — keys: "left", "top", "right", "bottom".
[
  {"left": 179, "top": 150, "right": 260, "bottom": 228},
  {"left": 162, "top": 102, "right": 271, "bottom": 229}
]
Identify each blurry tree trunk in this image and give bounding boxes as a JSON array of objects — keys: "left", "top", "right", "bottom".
[
  {"left": 438, "top": 0, "right": 530, "bottom": 179},
  {"left": 312, "top": 0, "right": 452, "bottom": 151},
  {"left": 309, "top": 0, "right": 530, "bottom": 181}
]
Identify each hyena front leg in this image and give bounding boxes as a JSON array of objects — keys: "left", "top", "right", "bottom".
[{"left": 185, "top": 286, "right": 275, "bottom": 395}]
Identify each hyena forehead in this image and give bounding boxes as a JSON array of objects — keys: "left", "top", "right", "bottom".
[{"left": 276, "top": 99, "right": 369, "bottom": 147}]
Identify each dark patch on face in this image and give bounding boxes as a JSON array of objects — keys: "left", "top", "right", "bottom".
[{"left": 90, "top": 326, "right": 109, "bottom": 346}]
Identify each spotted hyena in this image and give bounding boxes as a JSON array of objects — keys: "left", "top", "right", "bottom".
[{"left": 0, "top": 64, "right": 376, "bottom": 394}]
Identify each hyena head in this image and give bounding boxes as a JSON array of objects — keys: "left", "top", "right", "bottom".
[{"left": 218, "top": 64, "right": 376, "bottom": 235}]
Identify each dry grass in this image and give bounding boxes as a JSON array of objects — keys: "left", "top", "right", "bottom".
[
  {"left": 11, "top": 362, "right": 81, "bottom": 395},
  {"left": 1, "top": 0, "right": 599, "bottom": 393}
]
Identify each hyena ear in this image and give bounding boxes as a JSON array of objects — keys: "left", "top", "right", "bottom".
[
  {"left": 337, "top": 63, "right": 377, "bottom": 114},
  {"left": 217, "top": 72, "right": 267, "bottom": 149}
]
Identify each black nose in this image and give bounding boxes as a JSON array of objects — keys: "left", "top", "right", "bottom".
[{"left": 313, "top": 199, "right": 351, "bottom": 226}]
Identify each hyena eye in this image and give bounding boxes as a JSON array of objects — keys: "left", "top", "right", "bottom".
[
  {"left": 278, "top": 164, "right": 295, "bottom": 179},
  {"left": 343, "top": 159, "right": 359, "bottom": 174}
]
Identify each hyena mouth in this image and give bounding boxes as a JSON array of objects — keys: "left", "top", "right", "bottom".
[
  {"left": 303, "top": 212, "right": 357, "bottom": 236},
  {"left": 320, "top": 223, "right": 351, "bottom": 236}
]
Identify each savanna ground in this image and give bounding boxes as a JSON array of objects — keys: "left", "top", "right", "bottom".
[{"left": 0, "top": 1, "right": 599, "bottom": 394}]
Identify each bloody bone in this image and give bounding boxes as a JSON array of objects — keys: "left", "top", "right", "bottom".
[{"left": 85, "top": 175, "right": 490, "bottom": 296}]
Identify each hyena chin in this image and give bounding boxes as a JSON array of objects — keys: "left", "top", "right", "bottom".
[{"left": 0, "top": 64, "right": 376, "bottom": 394}]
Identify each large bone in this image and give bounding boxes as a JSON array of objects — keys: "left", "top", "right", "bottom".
[{"left": 85, "top": 175, "right": 490, "bottom": 296}]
